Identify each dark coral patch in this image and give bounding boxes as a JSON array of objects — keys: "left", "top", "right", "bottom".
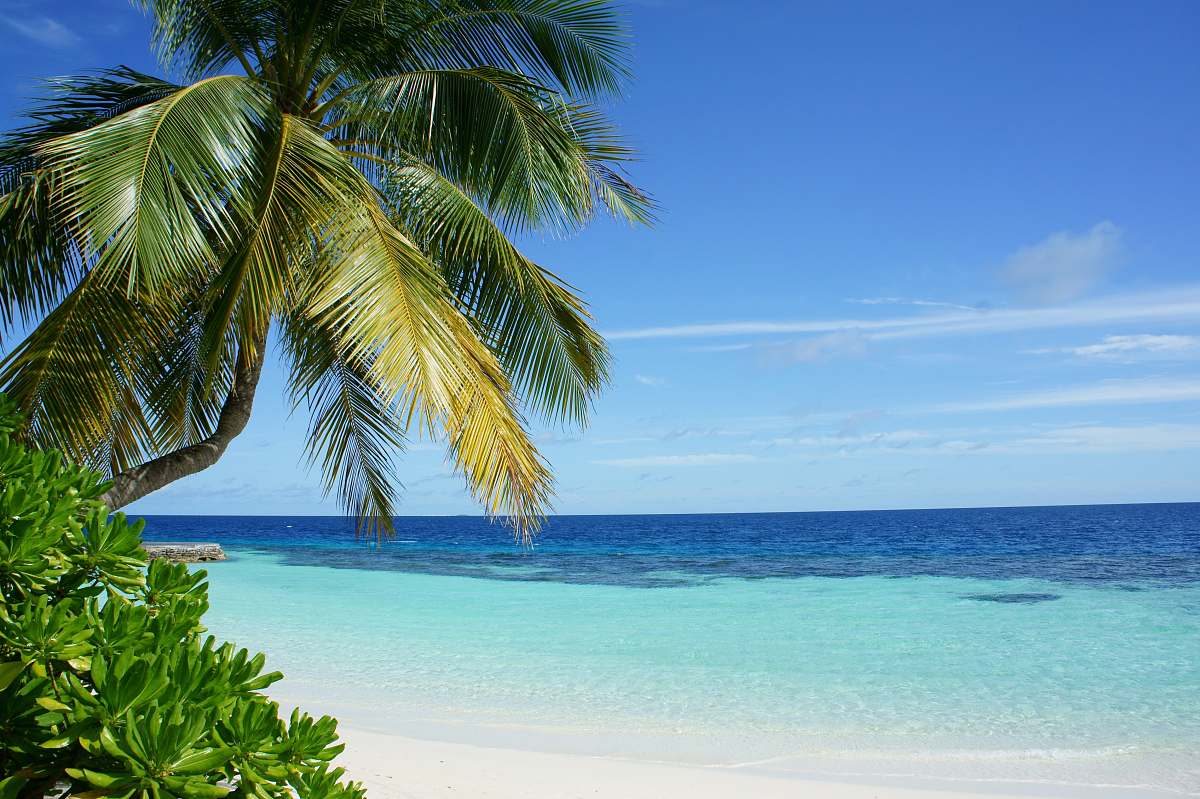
[{"left": 963, "top": 592, "right": 1061, "bottom": 604}]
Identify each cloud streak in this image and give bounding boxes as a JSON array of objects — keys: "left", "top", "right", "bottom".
[
  {"left": 998, "top": 424, "right": 1200, "bottom": 453},
  {"left": 2, "top": 16, "right": 80, "bottom": 47},
  {"left": 763, "top": 423, "right": 1200, "bottom": 457},
  {"left": 605, "top": 287, "right": 1200, "bottom": 343},
  {"left": 847, "top": 297, "right": 982, "bottom": 312},
  {"left": 1028, "top": 334, "right": 1199, "bottom": 361},
  {"left": 930, "top": 378, "right": 1200, "bottom": 413},
  {"left": 761, "top": 331, "right": 867, "bottom": 364},
  {"left": 594, "top": 453, "right": 758, "bottom": 467}
]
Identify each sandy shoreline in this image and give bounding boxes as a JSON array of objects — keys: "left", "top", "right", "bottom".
[{"left": 333, "top": 727, "right": 1175, "bottom": 799}]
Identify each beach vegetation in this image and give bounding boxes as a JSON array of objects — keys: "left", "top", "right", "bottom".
[
  {"left": 0, "top": 394, "right": 363, "bottom": 799},
  {"left": 0, "top": 0, "right": 651, "bottom": 540}
]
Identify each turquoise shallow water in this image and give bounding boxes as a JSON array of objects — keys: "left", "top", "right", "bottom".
[
  {"left": 142, "top": 507, "right": 1200, "bottom": 795},
  {"left": 194, "top": 551, "right": 1199, "bottom": 795}
]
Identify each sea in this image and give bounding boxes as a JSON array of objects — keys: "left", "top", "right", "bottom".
[{"left": 141, "top": 503, "right": 1200, "bottom": 796}]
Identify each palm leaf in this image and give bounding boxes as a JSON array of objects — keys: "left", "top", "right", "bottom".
[
  {"left": 0, "top": 178, "right": 87, "bottom": 331},
  {"left": 3, "top": 0, "right": 647, "bottom": 535},
  {"left": 559, "top": 102, "right": 655, "bottom": 225},
  {"left": 0, "top": 67, "right": 181, "bottom": 178},
  {"left": 140, "top": 296, "right": 237, "bottom": 451},
  {"left": 332, "top": 67, "right": 593, "bottom": 233},
  {"left": 282, "top": 310, "right": 406, "bottom": 543},
  {"left": 310, "top": 204, "right": 554, "bottom": 538},
  {"left": 0, "top": 271, "right": 172, "bottom": 472},
  {"left": 198, "top": 111, "right": 310, "bottom": 363},
  {"left": 283, "top": 121, "right": 553, "bottom": 535},
  {"left": 381, "top": 0, "right": 629, "bottom": 97},
  {"left": 330, "top": 67, "right": 653, "bottom": 231},
  {"left": 381, "top": 153, "right": 608, "bottom": 424},
  {"left": 135, "top": 0, "right": 275, "bottom": 77},
  {"left": 0, "top": 67, "right": 180, "bottom": 330},
  {"left": 38, "top": 75, "right": 271, "bottom": 297}
]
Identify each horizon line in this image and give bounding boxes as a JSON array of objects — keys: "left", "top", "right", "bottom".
[{"left": 132, "top": 498, "right": 1199, "bottom": 520}]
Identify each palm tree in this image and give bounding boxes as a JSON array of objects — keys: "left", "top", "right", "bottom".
[{"left": 0, "top": 0, "right": 650, "bottom": 540}]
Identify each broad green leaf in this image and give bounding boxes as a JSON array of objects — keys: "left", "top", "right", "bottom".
[
  {"left": 81, "top": 770, "right": 126, "bottom": 789},
  {"left": 179, "top": 780, "right": 233, "bottom": 799},
  {"left": 36, "top": 696, "right": 72, "bottom": 712},
  {"left": 0, "top": 776, "right": 28, "bottom": 799},
  {"left": 0, "top": 660, "right": 26, "bottom": 690},
  {"left": 172, "top": 747, "right": 234, "bottom": 775}
]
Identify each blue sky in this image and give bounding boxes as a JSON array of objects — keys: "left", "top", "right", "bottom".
[{"left": 3, "top": 1, "right": 1199, "bottom": 516}]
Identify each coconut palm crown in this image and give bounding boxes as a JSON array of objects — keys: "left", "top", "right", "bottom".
[{"left": 0, "top": 0, "right": 652, "bottom": 540}]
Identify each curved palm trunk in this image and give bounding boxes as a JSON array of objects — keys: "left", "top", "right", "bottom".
[{"left": 101, "top": 330, "right": 268, "bottom": 510}]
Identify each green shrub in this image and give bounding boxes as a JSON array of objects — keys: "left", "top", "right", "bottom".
[{"left": 0, "top": 395, "right": 365, "bottom": 799}]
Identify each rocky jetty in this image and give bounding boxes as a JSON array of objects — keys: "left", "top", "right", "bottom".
[{"left": 142, "top": 542, "right": 227, "bottom": 563}]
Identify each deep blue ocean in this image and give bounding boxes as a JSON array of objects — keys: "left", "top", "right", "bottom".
[
  {"left": 141, "top": 502, "right": 1200, "bottom": 589},
  {"left": 141, "top": 504, "right": 1200, "bottom": 795}
]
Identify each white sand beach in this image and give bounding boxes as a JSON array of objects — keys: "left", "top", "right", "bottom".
[{"left": 334, "top": 727, "right": 1159, "bottom": 799}]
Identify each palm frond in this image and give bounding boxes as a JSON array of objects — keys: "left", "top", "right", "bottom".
[
  {"left": 3, "top": 0, "right": 646, "bottom": 534},
  {"left": 198, "top": 111, "right": 313, "bottom": 363},
  {"left": 382, "top": 0, "right": 629, "bottom": 97},
  {"left": 140, "top": 295, "right": 237, "bottom": 451},
  {"left": 38, "top": 75, "right": 271, "bottom": 297},
  {"left": 282, "top": 122, "right": 553, "bottom": 536},
  {"left": 0, "top": 67, "right": 181, "bottom": 330},
  {"left": 330, "top": 67, "right": 653, "bottom": 231},
  {"left": 282, "top": 309, "right": 405, "bottom": 543},
  {"left": 311, "top": 207, "right": 554, "bottom": 539},
  {"left": 0, "top": 271, "right": 172, "bottom": 472},
  {"left": 560, "top": 102, "right": 656, "bottom": 225},
  {"left": 382, "top": 153, "right": 609, "bottom": 424},
  {"left": 332, "top": 67, "right": 593, "bottom": 234},
  {"left": 135, "top": 0, "right": 276, "bottom": 77},
  {"left": 0, "top": 178, "right": 87, "bottom": 331},
  {"left": 0, "top": 67, "right": 181, "bottom": 181}
]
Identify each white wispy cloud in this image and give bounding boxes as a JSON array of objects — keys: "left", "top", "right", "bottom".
[
  {"left": 938, "top": 439, "right": 990, "bottom": 452},
  {"left": 684, "top": 343, "right": 755, "bottom": 353},
  {"left": 406, "top": 471, "right": 458, "bottom": 488},
  {"left": 847, "top": 297, "right": 982, "bottom": 312},
  {"left": 757, "top": 421, "right": 1200, "bottom": 457},
  {"left": 1028, "top": 334, "right": 1200, "bottom": 361},
  {"left": 594, "top": 453, "right": 758, "bottom": 467},
  {"left": 609, "top": 319, "right": 875, "bottom": 340},
  {"left": 535, "top": 431, "right": 582, "bottom": 445},
  {"left": 998, "top": 424, "right": 1200, "bottom": 453},
  {"left": 836, "top": 409, "right": 887, "bottom": 437},
  {"left": 605, "top": 287, "right": 1200, "bottom": 343},
  {"left": 754, "top": 430, "right": 934, "bottom": 450},
  {"left": 761, "top": 331, "right": 867, "bottom": 364},
  {"left": 602, "top": 378, "right": 1200, "bottom": 457},
  {"left": 844, "top": 424, "right": 1200, "bottom": 455},
  {"left": 694, "top": 335, "right": 873, "bottom": 364},
  {"left": 1001, "top": 221, "right": 1122, "bottom": 303},
  {"left": 660, "top": 426, "right": 744, "bottom": 441},
  {"left": 2, "top": 16, "right": 80, "bottom": 47},
  {"left": 592, "top": 435, "right": 659, "bottom": 445},
  {"left": 634, "top": 374, "right": 666, "bottom": 386},
  {"left": 930, "top": 378, "right": 1200, "bottom": 413}
]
